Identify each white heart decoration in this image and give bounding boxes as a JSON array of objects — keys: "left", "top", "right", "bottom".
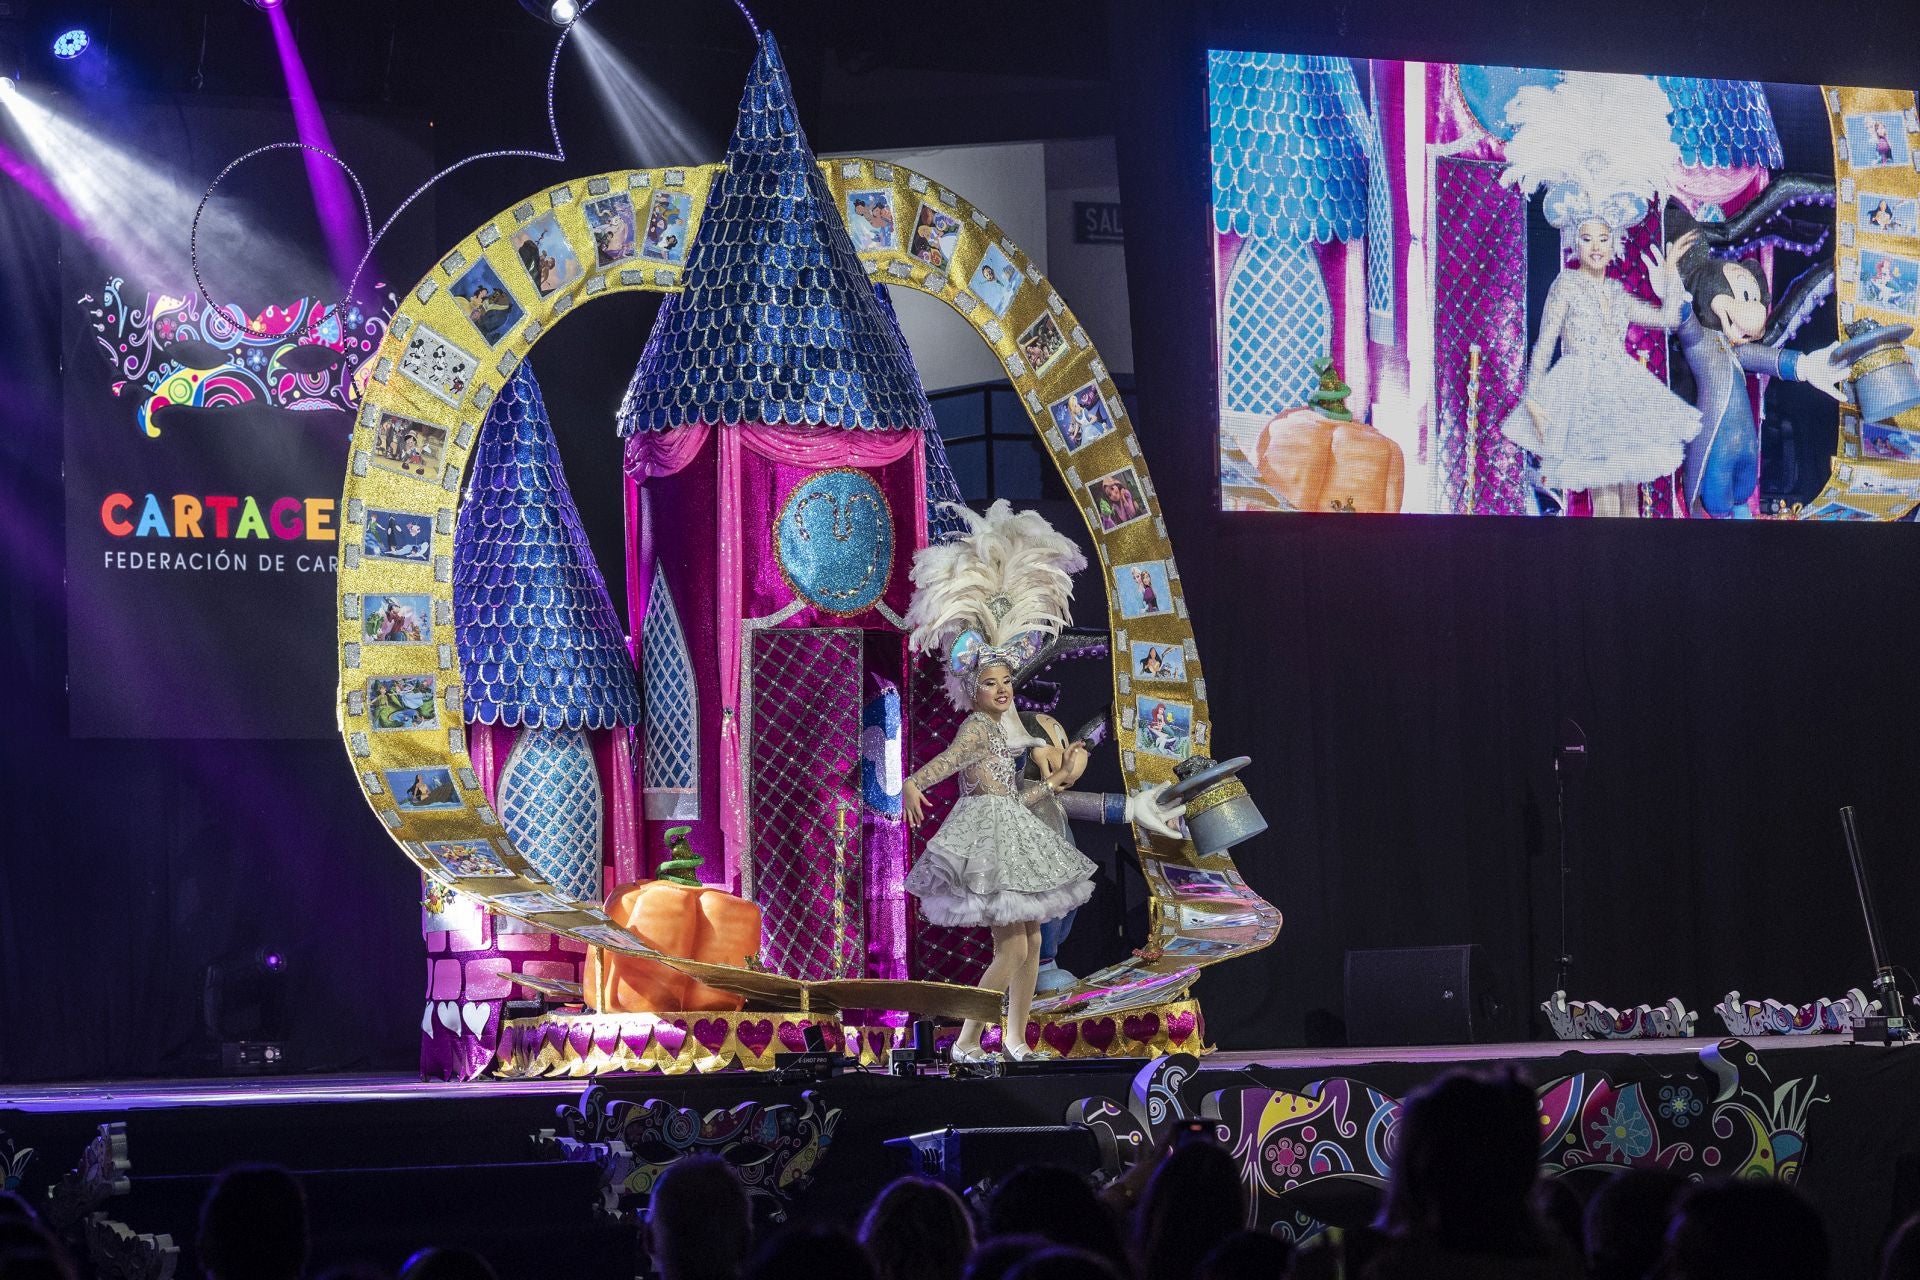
[
  {"left": 436, "top": 1000, "right": 461, "bottom": 1034},
  {"left": 421, "top": 1004, "right": 436, "bottom": 1037},
  {"left": 461, "top": 1001, "right": 491, "bottom": 1037}
]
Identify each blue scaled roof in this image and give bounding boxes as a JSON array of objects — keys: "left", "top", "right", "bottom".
[
  {"left": 1655, "top": 77, "right": 1782, "bottom": 169},
  {"left": 1209, "top": 51, "right": 1371, "bottom": 243},
  {"left": 455, "top": 362, "right": 642, "bottom": 730},
  {"left": 617, "top": 32, "right": 934, "bottom": 435}
]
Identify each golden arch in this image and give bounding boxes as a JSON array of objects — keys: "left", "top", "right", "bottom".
[{"left": 336, "top": 160, "right": 1279, "bottom": 1022}]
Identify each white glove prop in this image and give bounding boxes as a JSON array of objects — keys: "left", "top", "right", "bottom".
[
  {"left": 1125, "top": 782, "right": 1187, "bottom": 841},
  {"left": 1801, "top": 343, "right": 1847, "bottom": 403}
]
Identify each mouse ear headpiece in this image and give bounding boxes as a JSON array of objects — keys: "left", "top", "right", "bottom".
[
  {"left": 905, "top": 500, "right": 1086, "bottom": 711},
  {"left": 1502, "top": 72, "right": 1680, "bottom": 258}
]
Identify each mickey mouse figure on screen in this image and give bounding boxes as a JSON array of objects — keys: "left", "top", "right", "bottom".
[
  {"left": 1663, "top": 205, "right": 1846, "bottom": 518},
  {"left": 1498, "top": 72, "right": 1705, "bottom": 518},
  {"left": 900, "top": 500, "right": 1180, "bottom": 1063}
]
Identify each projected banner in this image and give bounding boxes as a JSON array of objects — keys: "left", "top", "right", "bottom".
[
  {"left": 1209, "top": 55, "right": 1920, "bottom": 519},
  {"left": 56, "top": 102, "right": 427, "bottom": 738}
]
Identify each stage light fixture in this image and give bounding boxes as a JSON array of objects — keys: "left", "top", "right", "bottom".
[
  {"left": 243, "top": 0, "right": 286, "bottom": 11},
  {"left": 51, "top": 29, "right": 90, "bottom": 61},
  {"left": 203, "top": 944, "right": 292, "bottom": 1073},
  {"left": 517, "top": 0, "right": 577, "bottom": 26},
  {"left": 0, "top": 77, "right": 16, "bottom": 99}
]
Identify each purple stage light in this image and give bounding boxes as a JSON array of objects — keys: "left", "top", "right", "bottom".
[
  {"left": 0, "top": 136, "right": 85, "bottom": 234},
  {"left": 244, "top": 0, "right": 286, "bottom": 10},
  {"left": 264, "top": 3, "right": 364, "bottom": 291},
  {"left": 52, "top": 30, "right": 90, "bottom": 61}
]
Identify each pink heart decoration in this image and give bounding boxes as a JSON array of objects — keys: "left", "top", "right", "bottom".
[
  {"left": 1167, "top": 1010, "right": 1197, "bottom": 1046},
  {"left": 1083, "top": 1017, "right": 1117, "bottom": 1054},
  {"left": 1123, "top": 1012, "right": 1161, "bottom": 1044},
  {"left": 592, "top": 1025, "right": 623, "bottom": 1056},
  {"left": 621, "top": 1031, "right": 652, "bottom": 1059},
  {"left": 692, "top": 1018, "right": 730, "bottom": 1053},
  {"left": 778, "top": 1022, "right": 811, "bottom": 1053},
  {"left": 654, "top": 1020, "right": 688, "bottom": 1057},
  {"left": 1026, "top": 1022, "right": 1042, "bottom": 1050},
  {"left": 736, "top": 1019, "right": 775, "bottom": 1057},
  {"left": 981, "top": 1026, "right": 1003, "bottom": 1051},
  {"left": 1042, "top": 1020, "right": 1078, "bottom": 1055},
  {"left": 566, "top": 1023, "right": 595, "bottom": 1060}
]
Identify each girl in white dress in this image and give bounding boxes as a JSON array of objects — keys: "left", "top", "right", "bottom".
[
  {"left": 1496, "top": 72, "right": 1705, "bottom": 518},
  {"left": 900, "top": 501, "right": 1096, "bottom": 1062}
]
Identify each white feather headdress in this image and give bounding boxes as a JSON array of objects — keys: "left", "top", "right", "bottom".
[
  {"left": 905, "top": 500, "right": 1086, "bottom": 711},
  {"left": 1500, "top": 72, "right": 1680, "bottom": 254}
]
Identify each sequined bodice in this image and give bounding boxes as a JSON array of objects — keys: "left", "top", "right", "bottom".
[
  {"left": 1554, "top": 275, "right": 1633, "bottom": 356},
  {"left": 908, "top": 713, "right": 1025, "bottom": 799}
]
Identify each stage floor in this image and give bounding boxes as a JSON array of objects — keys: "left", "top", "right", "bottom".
[
  {"left": 0, "top": 1035, "right": 1802, "bottom": 1112},
  {"left": 2, "top": 1036, "right": 1912, "bottom": 1278}
]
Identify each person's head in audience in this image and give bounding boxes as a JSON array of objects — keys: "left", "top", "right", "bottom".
[
  {"left": 859, "top": 1176, "right": 975, "bottom": 1280},
  {"left": 965, "top": 1234, "right": 1052, "bottom": 1280},
  {"left": 1005, "top": 1247, "right": 1123, "bottom": 1280},
  {"left": 1880, "top": 1212, "right": 1920, "bottom": 1280},
  {"left": 198, "top": 1164, "right": 310, "bottom": 1280},
  {"left": 398, "top": 1246, "right": 497, "bottom": 1280},
  {"left": 1659, "top": 1180, "right": 1829, "bottom": 1280},
  {"left": 1194, "top": 1230, "right": 1292, "bottom": 1280},
  {"left": 647, "top": 1157, "right": 752, "bottom": 1280},
  {"left": 741, "top": 1225, "right": 875, "bottom": 1280},
  {"left": 1586, "top": 1168, "right": 1687, "bottom": 1280},
  {"left": 1134, "top": 1141, "right": 1246, "bottom": 1280},
  {"left": 985, "top": 1166, "right": 1128, "bottom": 1270},
  {"left": 1882, "top": 1212, "right": 1920, "bottom": 1280},
  {"left": 0, "top": 1213, "right": 79, "bottom": 1280},
  {"left": 1376, "top": 1069, "right": 1548, "bottom": 1256}
]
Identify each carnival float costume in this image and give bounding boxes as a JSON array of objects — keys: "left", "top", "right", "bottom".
[
  {"left": 1498, "top": 73, "right": 1704, "bottom": 517},
  {"left": 900, "top": 501, "right": 1099, "bottom": 1059}
]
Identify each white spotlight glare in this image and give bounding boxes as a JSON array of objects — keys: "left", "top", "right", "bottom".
[
  {"left": 551, "top": 0, "right": 579, "bottom": 24},
  {"left": 0, "top": 77, "right": 17, "bottom": 99}
]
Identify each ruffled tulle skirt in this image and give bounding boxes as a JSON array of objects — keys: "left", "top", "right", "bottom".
[
  {"left": 1501, "top": 350, "right": 1702, "bottom": 491},
  {"left": 905, "top": 793, "right": 1098, "bottom": 927}
]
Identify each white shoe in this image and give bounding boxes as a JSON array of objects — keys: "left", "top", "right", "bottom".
[{"left": 950, "top": 1046, "right": 996, "bottom": 1065}]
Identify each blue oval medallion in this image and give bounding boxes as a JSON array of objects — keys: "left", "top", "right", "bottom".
[{"left": 774, "top": 468, "right": 894, "bottom": 616}]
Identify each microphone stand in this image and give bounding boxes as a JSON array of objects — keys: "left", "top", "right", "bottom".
[
  {"left": 1841, "top": 806, "right": 1909, "bottom": 1044},
  {"left": 1553, "top": 719, "right": 1587, "bottom": 995}
]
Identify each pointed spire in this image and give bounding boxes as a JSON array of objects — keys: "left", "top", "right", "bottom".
[
  {"left": 455, "top": 362, "right": 642, "bottom": 730},
  {"left": 617, "top": 32, "right": 933, "bottom": 435}
]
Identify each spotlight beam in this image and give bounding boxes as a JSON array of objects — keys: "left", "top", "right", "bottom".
[
  {"left": 571, "top": 22, "right": 717, "bottom": 169},
  {"left": 264, "top": 4, "right": 364, "bottom": 290}
]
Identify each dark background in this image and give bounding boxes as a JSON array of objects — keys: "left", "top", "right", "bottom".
[{"left": 3, "top": 0, "right": 1919, "bottom": 1079}]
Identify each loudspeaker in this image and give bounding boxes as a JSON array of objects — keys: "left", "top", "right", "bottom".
[{"left": 1344, "top": 944, "right": 1503, "bottom": 1046}]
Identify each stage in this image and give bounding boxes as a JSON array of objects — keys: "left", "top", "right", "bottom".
[{"left": 4, "top": 1036, "right": 1916, "bottom": 1278}]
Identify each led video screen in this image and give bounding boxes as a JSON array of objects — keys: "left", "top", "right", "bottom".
[{"left": 1208, "top": 55, "right": 1920, "bottom": 518}]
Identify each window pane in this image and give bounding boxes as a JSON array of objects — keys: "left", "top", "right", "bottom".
[
  {"left": 988, "top": 389, "right": 1026, "bottom": 437},
  {"left": 993, "top": 440, "right": 1044, "bottom": 500},
  {"left": 946, "top": 440, "right": 988, "bottom": 502},
  {"left": 932, "top": 391, "right": 985, "bottom": 442}
]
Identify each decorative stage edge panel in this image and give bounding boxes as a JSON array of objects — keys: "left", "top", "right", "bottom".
[
  {"left": 980, "top": 998, "right": 1207, "bottom": 1060},
  {"left": 1076, "top": 1039, "right": 1828, "bottom": 1246},
  {"left": 541, "top": 1084, "right": 841, "bottom": 1224},
  {"left": 494, "top": 997, "right": 1209, "bottom": 1076},
  {"left": 335, "top": 149, "right": 1277, "bottom": 1026},
  {"left": 1805, "top": 86, "right": 1920, "bottom": 519},
  {"left": 1542, "top": 990, "right": 1698, "bottom": 1040},
  {"left": 1715, "top": 988, "right": 1880, "bottom": 1036},
  {"left": 495, "top": 1011, "right": 866, "bottom": 1078}
]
